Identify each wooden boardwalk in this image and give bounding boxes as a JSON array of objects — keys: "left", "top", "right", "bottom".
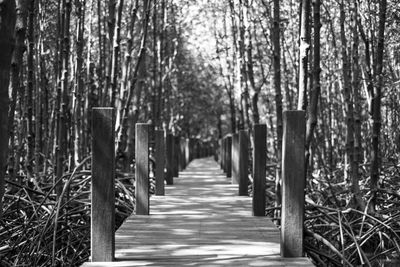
[{"left": 83, "top": 157, "right": 314, "bottom": 266}]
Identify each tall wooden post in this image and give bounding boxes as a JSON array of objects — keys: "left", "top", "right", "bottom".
[
  {"left": 135, "top": 123, "right": 149, "bottom": 215},
  {"left": 173, "top": 136, "right": 179, "bottom": 177},
  {"left": 231, "top": 133, "right": 239, "bottom": 184},
  {"left": 222, "top": 138, "right": 226, "bottom": 172},
  {"left": 281, "top": 111, "right": 306, "bottom": 257},
  {"left": 91, "top": 108, "right": 115, "bottom": 262},
  {"left": 238, "top": 130, "right": 249, "bottom": 196},
  {"left": 179, "top": 138, "right": 186, "bottom": 170},
  {"left": 165, "top": 133, "right": 173, "bottom": 185},
  {"left": 155, "top": 130, "right": 165, "bottom": 196},
  {"left": 226, "top": 135, "right": 232, "bottom": 177},
  {"left": 185, "top": 138, "right": 190, "bottom": 166},
  {"left": 253, "top": 124, "right": 267, "bottom": 216},
  {"left": 219, "top": 139, "right": 222, "bottom": 166}
]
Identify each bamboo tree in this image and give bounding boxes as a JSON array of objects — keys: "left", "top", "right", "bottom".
[
  {"left": 297, "top": 0, "right": 311, "bottom": 111},
  {"left": 351, "top": 0, "right": 363, "bottom": 208},
  {"left": 370, "top": 0, "right": 387, "bottom": 206},
  {"left": 0, "top": 0, "right": 16, "bottom": 217},
  {"left": 8, "top": 0, "right": 27, "bottom": 180},
  {"left": 340, "top": 1, "right": 355, "bottom": 186},
  {"left": 110, "top": 0, "right": 124, "bottom": 107},
  {"left": 72, "top": 0, "right": 86, "bottom": 166},
  {"left": 272, "top": 0, "right": 283, "bottom": 221},
  {"left": 116, "top": 0, "right": 151, "bottom": 163},
  {"left": 56, "top": 0, "right": 71, "bottom": 197},
  {"left": 26, "top": 0, "right": 35, "bottom": 177}
]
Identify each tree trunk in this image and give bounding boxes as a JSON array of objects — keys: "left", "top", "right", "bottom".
[
  {"left": 0, "top": 0, "right": 16, "bottom": 218},
  {"left": 8, "top": 0, "right": 27, "bottom": 180},
  {"left": 72, "top": 0, "right": 85, "bottom": 167},
  {"left": 56, "top": 0, "right": 71, "bottom": 197},
  {"left": 305, "top": 0, "right": 320, "bottom": 150},
  {"left": 26, "top": 0, "right": 35, "bottom": 177},
  {"left": 351, "top": 0, "right": 363, "bottom": 208},
  {"left": 370, "top": 0, "right": 387, "bottom": 206},
  {"left": 116, "top": 0, "right": 150, "bottom": 159},
  {"left": 272, "top": 0, "right": 283, "bottom": 222},
  {"left": 297, "top": 0, "right": 311, "bottom": 111},
  {"left": 339, "top": 1, "right": 355, "bottom": 187},
  {"left": 110, "top": 0, "right": 123, "bottom": 107}
]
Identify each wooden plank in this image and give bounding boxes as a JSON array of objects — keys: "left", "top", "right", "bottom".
[
  {"left": 165, "top": 133, "right": 173, "bottom": 185},
  {"left": 253, "top": 124, "right": 267, "bottom": 216},
  {"left": 135, "top": 123, "right": 149, "bottom": 215},
  {"left": 231, "top": 133, "right": 239, "bottom": 184},
  {"left": 225, "top": 135, "right": 232, "bottom": 177},
  {"left": 91, "top": 107, "right": 115, "bottom": 262},
  {"left": 155, "top": 130, "right": 165, "bottom": 196},
  {"left": 83, "top": 157, "right": 314, "bottom": 267},
  {"left": 238, "top": 130, "right": 249, "bottom": 196},
  {"left": 281, "top": 111, "right": 306, "bottom": 257}
]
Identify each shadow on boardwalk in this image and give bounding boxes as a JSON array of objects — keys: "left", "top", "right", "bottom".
[{"left": 83, "top": 158, "right": 314, "bottom": 266}]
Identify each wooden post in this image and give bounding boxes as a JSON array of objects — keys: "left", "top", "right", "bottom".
[
  {"left": 218, "top": 139, "right": 222, "bottom": 166},
  {"left": 185, "top": 138, "right": 190, "bottom": 166},
  {"left": 281, "top": 111, "right": 306, "bottom": 257},
  {"left": 226, "top": 135, "right": 232, "bottom": 177},
  {"left": 165, "top": 133, "right": 173, "bottom": 185},
  {"left": 179, "top": 138, "right": 185, "bottom": 170},
  {"left": 91, "top": 107, "right": 115, "bottom": 262},
  {"left": 173, "top": 136, "right": 179, "bottom": 177},
  {"left": 238, "top": 130, "right": 249, "bottom": 196},
  {"left": 231, "top": 133, "right": 239, "bottom": 184},
  {"left": 253, "top": 124, "right": 267, "bottom": 216},
  {"left": 155, "top": 130, "right": 165, "bottom": 196},
  {"left": 222, "top": 138, "right": 226, "bottom": 172},
  {"left": 135, "top": 123, "right": 149, "bottom": 215}
]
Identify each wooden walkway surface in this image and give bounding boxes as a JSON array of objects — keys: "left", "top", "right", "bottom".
[{"left": 83, "top": 157, "right": 314, "bottom": 266}]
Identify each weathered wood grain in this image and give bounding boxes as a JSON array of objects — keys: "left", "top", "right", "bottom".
[
  {"left": 91, "top": 107, "right": 115, "bottom": 262},
  {"left": 225, "top": 135, "right": 232, "bottom": 178},
  {"left": 83, "top": 157, "right": 313, "bottom": 267},
  {"left": 165, "top": 133, "right": 174, "bottom": 185},
  {"left": 238, "top": 130, "right": 249, "bottom": 196},
  {"left": 281, "top": 111, "right": 306, "bottom": 257},
  {"left": 155, "top": 130, "right": 165, "bottom": 196},
  {"left": 173, "top": 136, "right": 179, "bottom": 177},
  {"left": 231, "top": 133, "right": 239, "bottom": 185},
  {"left": 253, "top": 124, "right": 267, "bottom": 216},
  {"left": 185, "top": 138, "right": 190, "bottom": 167},
  {"left": 135, "top": 123, "right": 149, "bottom": 215}
]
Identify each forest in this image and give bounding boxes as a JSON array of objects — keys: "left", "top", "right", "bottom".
[{"left": 0, "top": 0, "right": 399, "bottom": 266}]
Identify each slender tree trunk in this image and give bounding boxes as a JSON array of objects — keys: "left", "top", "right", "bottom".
[
  {"left": 72, "top": 0, "right": 85, "bottom": 167},
  {"left": 305, "top": 0, "right": 321, "bottom": 150},
  {"left": 152, "top": 0, "right": 158, "bottom": 126},
  {"left": 56, "top": 0, "right": 71, "bottom": 197},
  {"left": 8, "top": 0, "right": 27, "bottom": 180},
  {"left": 370, "top": 0, "right": 387, "bottom": 206},
  {"left": 85, "top": 0, "right": 94, "bottom": 157},
  {"left": 272, "top": 0, "right": 283, "bottom": 222},
  {"left": 340, "top": 1, "right": 355, "bottom": 186},
  {"left": 0, "top": 0, "right": 16, "bottom": 218},
  {"left": 351, "top": 0, "right": 363, "bottom": 208},
  {"left": 110, "top": 0, "right": 123, "bottom": 107},
  {"left": 97, "top": 0, "right": 104, "bottom": 106},
  {"left": 26, "top": 0, "right": 35, "bottom": 177},
  {"left": 297, "top": 0, "right": 311, "bottom": 111},
  {"left": 116, "top": 0, "right": 150, "bottom": 158}
]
